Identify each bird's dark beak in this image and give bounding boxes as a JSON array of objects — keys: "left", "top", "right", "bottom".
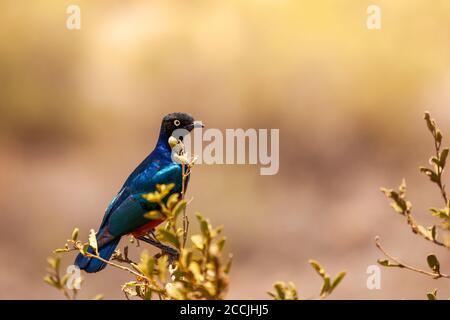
[
  {"left": 184, "top": 121, "right": 204, "bottom": 131},
  {"left": 194, "top": 121, "right": 204, "bottom": 128}
]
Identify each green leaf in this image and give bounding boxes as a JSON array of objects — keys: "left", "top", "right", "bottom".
[
  {"left": 136, "top": 252, "right": 155, "bottom": 278},
  {"left": 61, "top": 273, "right": 70, "bottom": 286},
  {"left": 320, "top": 276, "right": 331, "bottom": 296},
  {"left": 377, "top": 259, "right": 401, "bottom": 268},
  {"left": 191, "top": 234, "right": 204, "bottom": 250},
  {"left": 196, "top": 213, "right": 211, "bottom": 237},
  {"left": 426, "top": 254, "right": 440, "bottom": 274},
  {"left": 188, "top": 261, "right": 203, "bottom": 282},
  {"left": 143, "top": 289, "right": 153, "bottom": 300},
  {"left": 43, "top": 275, "right": 59, "bottom": 288},
  {"left": 142, "top": 192, "right": 161, "bottom": 203},
  {"left": 211, "top": 226, "right": 223, "bottom": 238},
  {"left": 81, "top": 244, "right": 89, "bottom": 255},
  {"left": 223, "top": 254, "right": 233, "bottom": 274},
  {"left": 172, "top": 200, "right": 187, "bottom": 219},
  {"left": 267, "top": 292, "right": 277, "bottom": 299},
  {"left": 427, "top": 289, "right": 437, "bottom": 300},
  {"left": 424, "top": 112, "right": 435, "bottom": 133},
  {"left": 430, "top": 156, "right": 440, "bottom": 170},
  {"left": 71, "top": 228, "right": 79, "bottom": 241},
  {"left": 380, "top": 187, "right": 392, "bottom": 197},
  {"left": 436, "top": 130, "right": 443, "bottom": 144},
  {"left": 268, "top": 281, "right": 298, "bottom": 300},
  {"left": 309, "top": 260, "right": 326, "bottom": 278},
  {"left": 123, "top": 281, "right": 137, "bottom": 287},
  {"left": 47, "top": 257, "right": 60, "bottom": 271},
  {"left": 420, "top": 167, "right": 440, "bottom": 183},
  {"left": 180, "top": 249, "right": 192, "bottom": 268},
  {"left": 381, "top": 186, "right": 411, "bottom": 214},
  {"left": 156, "top": 183, "right": 175, "bottom": 199},
  {"left": 166, "top": 193, "right": 180, "bottom": 209},
  {"left": 157, "top": 255, "right": 168, "bottom": 282},
  {"left": 273, "top": 282, "right": 286, "bottom": 300},
  {"left": 390, "top": 202, "right": 406, "bottom": 214},
  {"left": 143, "top": 210, "right": 162, "bottom": 220},
  {"left": 440, "top": 149, "right": 449, "bottom": 168},
  {"left": 431, "top": 225, "right": 437, "bottom": 241},
  {"left": 417, "top": 225, "right": 435, "bottom": 241},
  {"left": 287, "top": 282, "right": 299, "bottom": 300},
  {"left": 88, "top": 229, "right": 99, "bottom": 255},
  {"left": 331, "top": 271, "right": 346, "bottom": 291},
  {"left": 399, "top": 179, "right": 407, "bottom": 195},
  {"left": 430, "top": 207, "right": 450, "bottom": 219},
  {"left": 157, "top": 229, "right": 180, "bottom": 249},
  {"left": 216, "top": 237, "right": 226, "bottom": 252},
  {"left": 145, "top": 257, "right": 155, "bottom": 277}
]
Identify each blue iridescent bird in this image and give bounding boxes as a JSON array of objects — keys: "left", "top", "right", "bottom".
[{"left": 75, "top": 112, "right": 202, "bottom": 273}]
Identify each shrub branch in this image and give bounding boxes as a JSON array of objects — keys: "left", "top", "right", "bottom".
[{"left": 375, "top": 236, "right": 450, "bottom": 279}]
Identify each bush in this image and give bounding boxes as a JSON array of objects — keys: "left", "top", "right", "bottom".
[
  {"left": 45, "top": 138, "right": 345, "bottom": 300},
  {"left": 378, "top": 112, "right": 450, "bottom": 300}
]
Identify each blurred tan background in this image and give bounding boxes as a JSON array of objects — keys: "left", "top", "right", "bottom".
[{"left": 1, "top": 0, "right": 450, "bottom": 299}]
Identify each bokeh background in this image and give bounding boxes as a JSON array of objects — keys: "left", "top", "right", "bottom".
[{"left": 1, "top": 0, "right": 450, "bottom": 299}]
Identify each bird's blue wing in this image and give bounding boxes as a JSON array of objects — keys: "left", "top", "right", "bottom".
[{"left": 104, "top": 163, "right": 183, "bottom": 237}]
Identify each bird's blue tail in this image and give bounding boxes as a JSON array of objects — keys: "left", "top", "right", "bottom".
[{"left": 74, "top": 237, "right": 120, "bottom": 273}]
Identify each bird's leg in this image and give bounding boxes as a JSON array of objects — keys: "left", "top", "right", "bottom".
[
  {"left": 144, "top": 230, "right": 162, "bottom": 245},
  {"left": 137, "top": 236, "right": 179, "bottom": 262},
  {"left": 148, "top": 230, "right": 158, "bottom": 241}
]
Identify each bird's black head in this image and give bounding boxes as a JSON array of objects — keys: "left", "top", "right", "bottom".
[{"left": 160, "top": 112, "right": 202, "bottom": 139}]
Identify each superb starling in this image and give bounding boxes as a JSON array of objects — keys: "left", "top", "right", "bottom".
[{"left": 75, "top": 112, "right": 202, "bottom": 272}]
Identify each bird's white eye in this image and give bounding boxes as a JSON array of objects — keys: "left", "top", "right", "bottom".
[{"left": 174, "top": 119, "right": 181, "bottom": 126}]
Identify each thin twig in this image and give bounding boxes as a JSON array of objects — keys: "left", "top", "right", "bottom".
[
  {"left": 83, "top": 251, "right": 149, "bottom": 280},
  {"left": 181, "top": 162, "right": 192, "bottom": 248},
  {"left": 375, "top": 236, "right": 450, "bottom": 279}
]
